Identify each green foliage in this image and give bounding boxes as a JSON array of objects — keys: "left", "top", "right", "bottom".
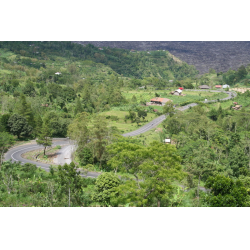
[
  {"left": 0, "top": 132, "right": 15, "bottom": 165},
  {"left": 78, "top": 147, "right": 93, "bottom": 166},
  {"left": 107, "top": 141, "right": 185, "bottom": 206},
  {"left": 163, "top": 101, "right": 175, "bottom": 117},
  {"left": 57, "top": 162, "right": 83, "bottom": 207},
  {"left": 8, "top": 114, "right": 33, "bottom": 139},
  {"left": 0, "top": 114, "right": 11, "bottom": 132},
  {"left": 36, "top": 123, "right": 52, "bottom": 155},
  {"left": 204, "top": 175, "right": 248, "bottom": 207},
  {"left": 92, "top": 172, "right": 120, "bottom": 206}
]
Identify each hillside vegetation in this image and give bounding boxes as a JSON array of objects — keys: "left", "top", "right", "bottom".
[
  {"left": 75, "top": 41, "right": 250, "bottom": 74},
  {"left": 1, "top": 42, "right": 250, "bottom": 207}
]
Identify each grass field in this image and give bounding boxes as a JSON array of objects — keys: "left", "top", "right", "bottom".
[
  {"left": 97, "top": 110, "right": 158, "bottom": 134},
  {"left": 121, "top": 90, "right": 229, "bottom": 105}
]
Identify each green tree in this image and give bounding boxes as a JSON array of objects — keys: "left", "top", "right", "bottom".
[
  {"left": 137, "top": 110, "right": 147, "bottom": 120},
  {"left": 128, "top": 110, "right": 136, "bottom": 122},
  {"left": 67, "top": 112, "right": 90, "bottom": 148},
  {"left": 78, "top": 147, "right": 93, "bottom": 166},
  {"left": 8, "top": 114, "right": 32, "bottom": 139},
  {"left": 163, "top": 101, "right": 175, "bottom": 117},
  {"left": 74, "top": 98, "right": 83, "bottom": 116},
  {"left": 0, "top": 132, "right": 15, "bottom": 165},
  {"left": 205, "top": 175, "right": 248, "bottom": 207},
  {"left": 131, "top": 95, "right": 137, "bottom": 103},
  {"left": 237, "top": 65, "right": 247, "bottom": 80},
  {"left": 57, "top": 162, "right": 83, "bottom": 207},
  {"left": 0, "top": 114, "right": 11, "bottom": 132},
  {"left": 92, "top": 172, "right": 120, "bottom": 206},
  {"left": 90, "top": 116, "right": 109, "bottom": 168},
  {"left": 22, "top": 81, "right": 36, "bottom": 97},
  {"left": 17, "top": 94, "right": 35, "bottom": 127},
  {"left": 208, "top": 108, "right": 218, "bottom": 121},
  {"left": 36, "top": 123, "right": 52, "bottom": 155},
  {"left": 0, "top": 161, "right": 19, "bottom": 194},
  {"left": 163, "top": 117, "right": 183, "bottom": 136},
  {"left": 62, "top": 87, "right": 76, "bottom": 102},
  {"left": 107, "top": 141, "right": 185, "bottom": 207}
]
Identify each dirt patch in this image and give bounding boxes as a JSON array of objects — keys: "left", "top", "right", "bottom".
[
  {"left": 231, "top": 88, "right": 250, "bottom": 93},
  {"left": 155, "top": 128, "right": 163, "bottom": 132},
  {"left": 22, "top": 146, "right": 63, "bottom": 165}
]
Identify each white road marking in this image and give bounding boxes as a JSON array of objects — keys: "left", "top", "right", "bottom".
[{"left": 11, "top": 145, "right": 41, "bottom": 161}]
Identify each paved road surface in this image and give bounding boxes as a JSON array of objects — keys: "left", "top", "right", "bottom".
[{"left": 4, "top": 139, "right": 100, "bottom": 178}]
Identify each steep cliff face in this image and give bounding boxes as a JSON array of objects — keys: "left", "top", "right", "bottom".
[{"left": 73, "top": 41, "right": 250, "bottom": 74}]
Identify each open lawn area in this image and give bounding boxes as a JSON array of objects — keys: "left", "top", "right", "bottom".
[
  {"left": 121, "top": 90, "right": 229, "bottom": 105},
  {"left": 97, "top": 110, "right": 158, "bottom": 134}
]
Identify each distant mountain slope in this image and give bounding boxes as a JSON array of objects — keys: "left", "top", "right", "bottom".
[{"left": 73, "top": 41, "right": 250, "bottom": 74}]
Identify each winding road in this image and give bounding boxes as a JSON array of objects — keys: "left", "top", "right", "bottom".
[
  {"left": 4, "top": 138, "right": 100, "bottom": 178},
  {"left": 122, "top": 89, "right": 237, "bottom": 137},
  {"left": 4, "top": 89, "right": 237, "bottom": 177}
]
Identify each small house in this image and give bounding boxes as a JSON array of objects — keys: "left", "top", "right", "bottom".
[
  {"left": 99, "top": 48, "right": 103, "bottom": 50},
  {"left": 55, "top": 72, "right": 61, "bottom": 75},
  {"left": 173, "top": 89, "right": 182, "bottom": 96},
  {"left": 223, "top": 84, "right": 230, "bottom": 89},
  {"left": 199, "top": 85, "right": 210, "bottom": 89},
  {"left": 215, "top": 85, "right": 222, "bottom": 88},
  {"left": 179, "top": 87, "right": 184, "bottom": 90}
]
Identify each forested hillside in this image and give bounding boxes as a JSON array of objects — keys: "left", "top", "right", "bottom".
[
  {"left": 0, "top": 42, "right": 199, "bottom": 79},
  {"left": 1, "top": 42, "right": 250, "bottom": 207},
  {"left": 74, "top": 41, "right": 250, "bottom": 74}
]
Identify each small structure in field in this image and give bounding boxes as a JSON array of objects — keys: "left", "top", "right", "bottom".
[
  {"left": 170, "top": 89, "right": 185, "bottom": 96},
  {"left": 150, "top": 97, "right": 172, "bottom": 106},
  {"left": 164, "top": 138, "right": 171, "bottom": 144},
  {"left": 232, "top": 104, "right": 242, "bottom": 110},
  {"left": 215, "top": 85, "right": 222, "bottom": 88},
  {"left": 223, "top": 84, "right": 230, "bottom": 89},
  {"left": 173, "top": 89, "right": 182, "bottom": 96},
  {"left": 55, "top": 72, "right": 61, "bottom": 75},
  {"left": 199, "top": 85, "right": 210, "bottom": 89}
]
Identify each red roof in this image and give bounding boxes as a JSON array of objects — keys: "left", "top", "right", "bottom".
[
  {"left": 215, "top": 85, "right": 222, "bottom": 88},
  {"left": 179, "top": 87, "right": 184, "bottom": 90}
]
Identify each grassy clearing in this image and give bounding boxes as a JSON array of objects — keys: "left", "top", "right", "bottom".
[
  {"left": 122, "top": 90, "right": 229, "bottom": 105},
  {"left": 132, "top": 124, "right": 164, "bottom": 145},
  {"left": 98, "top": 110, "right": 158, "bottom": 134}
]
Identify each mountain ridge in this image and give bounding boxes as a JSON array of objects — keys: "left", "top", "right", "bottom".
[{"left": 73, "top": 41, "right": 250, "bottom": 74}]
